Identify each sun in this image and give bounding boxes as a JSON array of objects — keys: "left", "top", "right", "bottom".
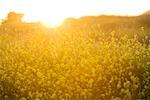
[
  {"left": 41, "top": 20, "right": 63, "bottom": 28},
  {"left": 23, "top": 13, "right": 65, "bottom": 27},
  {"left": 22, "top": 0, "right": 73, "bottom": 27},
  {"left": 41, "top": 16, "right": 64, "bottom": 28},
  {"left": 34, "top": 7, "right": 67, "bottom": 27}
]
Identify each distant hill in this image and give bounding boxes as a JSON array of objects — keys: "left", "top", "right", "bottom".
[{"left": 142, "top": 10, "right": 150, "bottom": 15}]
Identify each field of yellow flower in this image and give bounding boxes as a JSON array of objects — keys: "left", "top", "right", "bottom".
[{"left": 0, "top": 16, "right": 150, "bottom": 99}]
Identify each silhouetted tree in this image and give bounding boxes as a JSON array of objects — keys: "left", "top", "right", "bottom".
[{"left": 2, "top": 12, "right": 23, "bottom": 25}]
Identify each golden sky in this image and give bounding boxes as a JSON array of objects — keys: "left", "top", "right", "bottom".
[{"left": 0, "top": 0, "right": 150, "bottom": 26}]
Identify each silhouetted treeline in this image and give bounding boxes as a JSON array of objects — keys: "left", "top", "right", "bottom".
[
  {"left": 63, "top": 15, "right": 150, "bottom": 30},
  {"left": 0, "top": 12, "right": 51, "bottom": 35}
]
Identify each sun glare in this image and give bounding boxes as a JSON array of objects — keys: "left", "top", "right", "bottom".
[
  {"left": 41, "top": 21, "right": 63, "bottom": 28},
  {"left": 0, "top": 0, "right": 150, "bottom": 27}
]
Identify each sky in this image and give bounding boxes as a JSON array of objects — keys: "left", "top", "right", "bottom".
[{"left": 0, "top": 0, "right": 150, "bottom": 25}]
